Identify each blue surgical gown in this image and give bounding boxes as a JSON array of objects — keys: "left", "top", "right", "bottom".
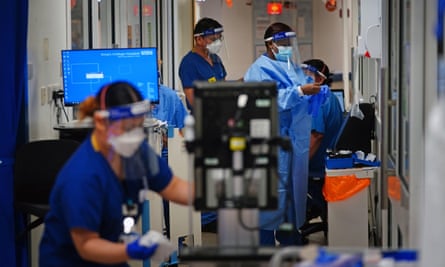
[{"left": 244, "top": 54, "right": 311, "bottom": 230}]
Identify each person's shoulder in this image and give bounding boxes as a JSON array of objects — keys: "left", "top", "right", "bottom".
[
  {"left": 252, "top": 54, "right": 272, "bottom": 65},
  {"left": 245, "top": 55, "right": 271, "bottom": 72},
  {"left": 179, "top": 51, "right": 199, "bottom": 72},
  {"left": 181, "top": 51, "right": 198, "bottom": 61},
  {"left": 60, "top": 139, "right": 102, "bottom": 176}
]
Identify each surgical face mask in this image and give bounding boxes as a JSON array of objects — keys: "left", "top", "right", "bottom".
[
  {"left": 207, "top": 39, "right": 222, "bottom": 54},
  {"left": 108, "top": 127, "right": 145, "bottom": 158},
  {"left": 272, "top": 45, "right": 293, "bottom": 62}
]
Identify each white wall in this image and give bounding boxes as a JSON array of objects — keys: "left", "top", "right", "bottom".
[
  {"left": 27, "top": 0, "right": 69, "bottom": 141},
  {"left": 312, "top": 1, "right": 344, "bottom": 73}
]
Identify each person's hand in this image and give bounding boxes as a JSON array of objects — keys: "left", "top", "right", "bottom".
[
  {"left": 301, "top": 83, "right": 321, "bottom": 95},
  {"left": 139, "top": 230, "right": 176, "bottom": 261},
  {"left": 126, "top": 237, "right": 159, "bottom": 260}
]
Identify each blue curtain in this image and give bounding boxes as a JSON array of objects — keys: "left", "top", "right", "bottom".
[{"left": 0, "top": 0, "right": 29, "bottom": 266}]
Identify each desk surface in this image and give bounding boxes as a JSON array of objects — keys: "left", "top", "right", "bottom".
[
  {"left": 326, "top": 166, "right": 378, "bottom": 178},
  {"left": 54, "top": 120, "right": 93, "bottom": 130}
]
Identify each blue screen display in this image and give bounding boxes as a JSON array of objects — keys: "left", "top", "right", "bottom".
[
  {"left": 332, "top": 89, "right": 345, "bottom": 112},
  {"left": 61, "top": 47, "right": 159, "bottom": 106}
]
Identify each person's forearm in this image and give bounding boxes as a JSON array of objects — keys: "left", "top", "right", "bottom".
[
  {"left": 161, "top": 176, "right": 194, "bottom": 205},
  {"left": 77, "top": 237, "right": 129, "bottom": 264},
  {"left": 309, "top": 133, "right": 323, "bottom": 159},
  {"left": 184, "top": 88, "right": 194, "bottom": 106}
]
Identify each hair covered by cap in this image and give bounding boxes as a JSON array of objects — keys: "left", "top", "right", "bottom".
[{"left": 193, "top": 17, "right": 223, "bottom": 36}]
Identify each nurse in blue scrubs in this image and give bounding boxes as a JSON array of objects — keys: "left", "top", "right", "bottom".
[
  {"left": 179, "top": 17, "right": 227, "bottom": 233},
  {"left": 39, "top": 81, "right": 192, "bottom": 266},
  {"left": 301, "top": 59, "right": 344, "bottom": 239},
  {"left": 179, "top": 17, "right": 227, "bottom": 108}
]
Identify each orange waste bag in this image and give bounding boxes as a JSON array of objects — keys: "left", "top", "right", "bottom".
[
  {"left": 323, "top": 175, "right": 371, "bottom": 202},
  {"left": 387, "top": 176, "right": 401, "bottom": 201}
]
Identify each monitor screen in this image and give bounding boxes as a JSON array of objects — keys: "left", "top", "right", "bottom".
[
  {"left": 332, "top": 89, "right": 345, "bottom": 112},
  {"left": 61, "top": 47, "right": 159, "bottom": 106},
  {"left": 192, "top": 81, "right": 279, "bottom": 210}
]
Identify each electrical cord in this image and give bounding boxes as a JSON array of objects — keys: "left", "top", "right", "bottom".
[{"left": 52, "top": 90, "right": 69, "bottom": 123}]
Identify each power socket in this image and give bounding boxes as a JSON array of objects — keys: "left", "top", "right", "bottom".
[
  {"left": 47, "top": 86, "right": 52, "bottom": 103},
  {"left": 40, "top": 86, "right": 46, "bottom": 106},
  {"left": 48, "top": 84, "right": 62, "bottom": 103}
]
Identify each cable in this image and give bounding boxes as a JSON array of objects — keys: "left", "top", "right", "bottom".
[{"left": 52, "top": 90, "right": 69, "bottom": 123}]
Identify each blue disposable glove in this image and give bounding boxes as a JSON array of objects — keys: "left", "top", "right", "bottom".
[
  {"left": 126, "top": 238, "right": 159, "bottom": 260},
  {"left": 308, "top": 85, "right": 329, "bottom": 117}
]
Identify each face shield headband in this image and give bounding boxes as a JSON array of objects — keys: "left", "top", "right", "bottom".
[
  {"left": 95, "top": 100, "right": 151, "bottom": 121},
  {"left": 300, "top": 64, "right": 327, "bottom": 79},
  {"left": 264, "top": 31, "right": 297, "bottom": 42},
  {"left": 193, "top": 27, "right": 224, "bottom": 37}
]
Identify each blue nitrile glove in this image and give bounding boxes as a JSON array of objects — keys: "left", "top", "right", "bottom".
[
  {"left": 308, "top": 85, "right": 329, "bottom": 117},
  {"left": 126, "top": 238, "right": 159, "bottom": 260}
]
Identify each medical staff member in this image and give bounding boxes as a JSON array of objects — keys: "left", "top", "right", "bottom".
[
  {"left": 244, "top": 22, "right": 321, "bottom": 246},
  {"left": 179, "top": 17, "right": 227, "bottom": 108},
  {"left": 151, "top": 84, "right": 188, "bottom": 130},
  {"left": 179, "top": 17, "right": 226, "bottom": 233},
  {"left": 301, "top": 59, "right": 343, "bottom": 238},
  {"left": 39, "top": 81, "right": 192, "bottom": 266}
]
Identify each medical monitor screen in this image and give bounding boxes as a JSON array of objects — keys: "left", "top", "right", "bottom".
[
  {"left": 332, "top": 89, "right": 345, "bottom": 112},
  {"left": 61, "top": 47, "right": 159, "bottom": 106},
  {"left": 193, "top": 81, "right": 279, "bottom": 210}
]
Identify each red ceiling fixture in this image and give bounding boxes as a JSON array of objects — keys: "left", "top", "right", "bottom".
[
  {"left": 267, "top": 2, "right": 283, "bottom": 15},
  {"left": 324, "top": 0, "right": 336, "bottom": 12},
  {"left": 133, "top": 5, "right": 153, "bottom": 17}
]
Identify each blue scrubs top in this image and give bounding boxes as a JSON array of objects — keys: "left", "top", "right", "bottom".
[
  {"left": 179, "top": 51, "right": 226, "bottom": 89},
  {"left": 39, "top": 136, "right": 173, "bottom": 267},
  {"left": 309, "top": 92, "right": 344, "bottom": 178},
  {"left": 151, "top": 84, "right": 188, "bottom": 129}
]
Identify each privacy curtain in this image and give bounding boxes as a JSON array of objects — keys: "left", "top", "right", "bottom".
[{"left": 0, "top": 0, "right": 29, "bottom": 266}]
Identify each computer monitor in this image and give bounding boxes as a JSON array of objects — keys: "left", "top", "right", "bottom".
[
  {"left": 192, "top": 81, "right": 279, "bottom": 210},
  {"left": 61, "top": 47, "right": 159, "bottom": 106},
  {"left": 332, "top": 89, "right": 345, "bottom": 112}
]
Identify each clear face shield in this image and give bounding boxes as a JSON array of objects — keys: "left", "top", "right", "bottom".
[
  {"left": 265, "top": 31, "right": 301, "bottom": 69},
  {"left": 301, "top": 63, "right": 327, "bottom": 84},
  {"left": 96, "top": 100, "right": 160, "bottom": 184},
  {"left": 194, "top": 27, "right": 229, "bottom": 59}
]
